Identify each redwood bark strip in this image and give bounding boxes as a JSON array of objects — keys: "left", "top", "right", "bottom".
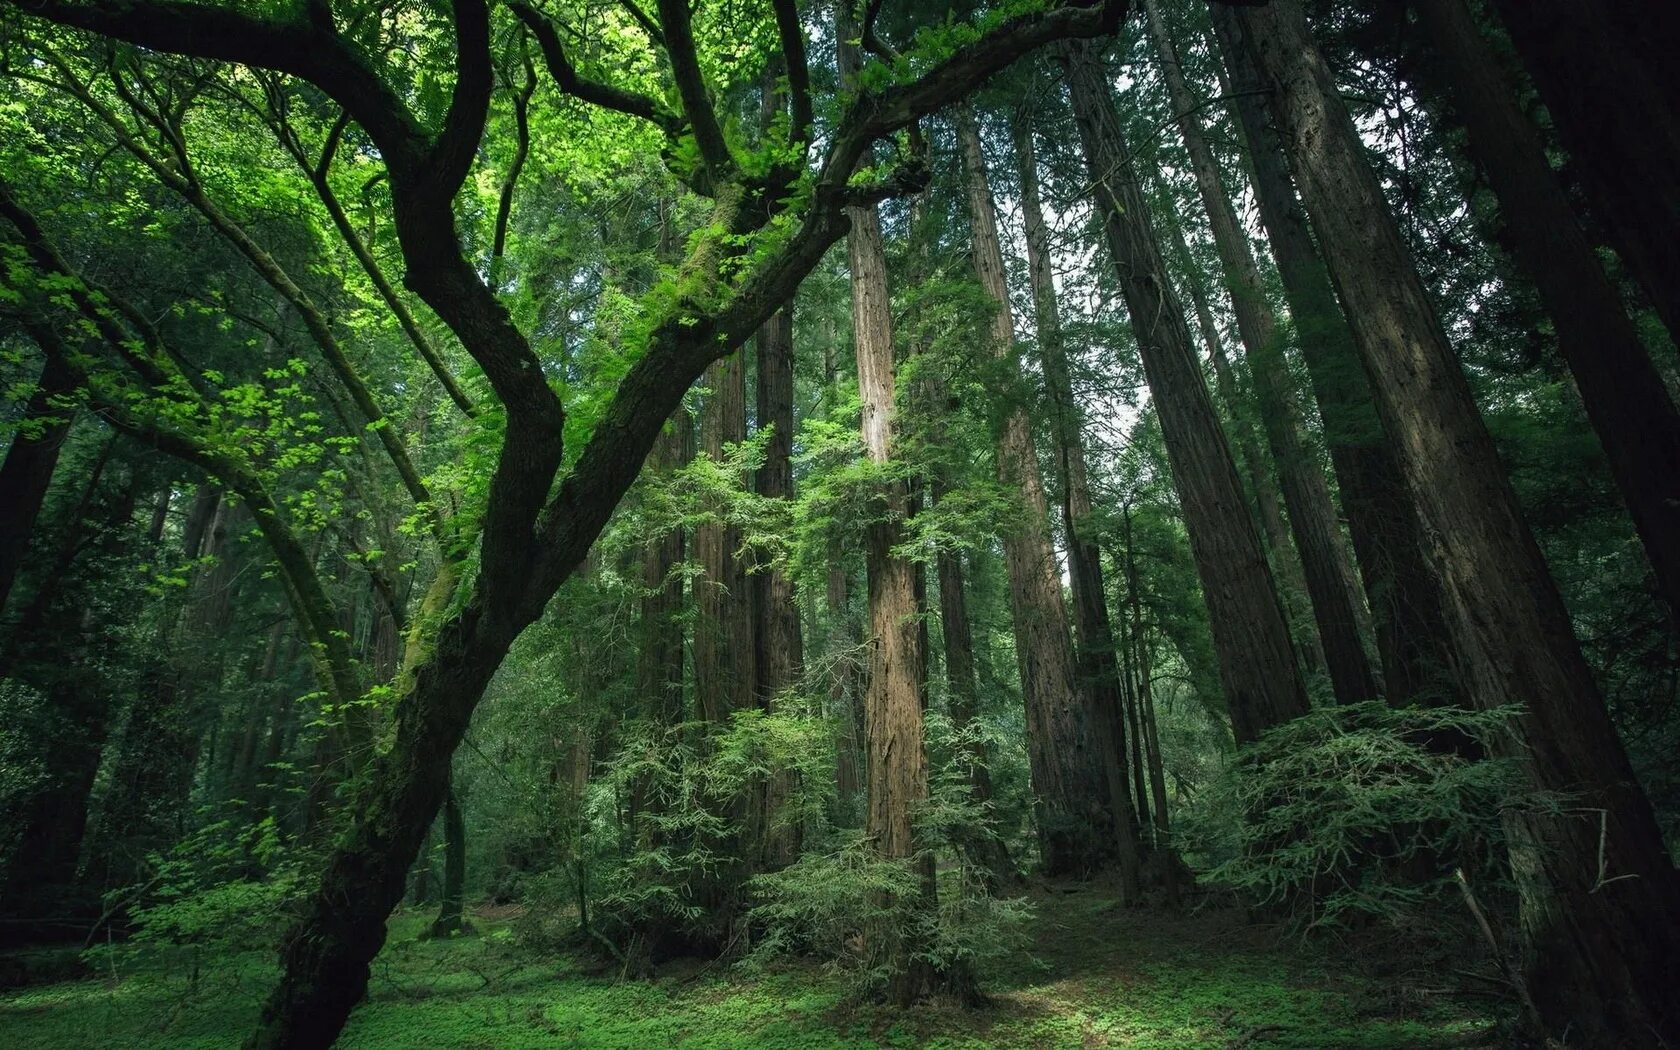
[
  {"left": 755, "top": 306, "right": 804, "bottom": 864},
  {"left": 1238, "top": 4, "right": 1680, "bottom": 1043},
  {"left": 1057, "top": 39, "right": 1309, "bottom": 746},
  {"left": 695, "top": 348, "right": 754, "bottom": 726},
  {"left": 1143, "top": 0, "right": 1376, "bottom": 705}
]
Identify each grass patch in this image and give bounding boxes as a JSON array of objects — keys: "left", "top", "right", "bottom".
[{"left": 0, "top": 891, "right": 1498, "bottom": 1048}]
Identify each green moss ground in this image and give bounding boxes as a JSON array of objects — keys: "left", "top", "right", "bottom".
[{"left": 0, "top": 890, "right": 1498, "bottom": 1048}]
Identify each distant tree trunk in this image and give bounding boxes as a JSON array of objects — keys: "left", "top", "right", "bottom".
[
  {"left": 429, "top": 782, "right": 466, "bottom": 937},
  {"left": 1210, "top": 5, "right": 1461, "bottom": 710},
  {"left": 957, "top": 104, "right": 1118, "bottom": 877},
  {"left": 755, "top": 308, "right": 804, "bottom": 864},
  {"left": 639, "top": 412, "right": 691, "bottom": 729},
  {"left": 1488, "top": 0, "right": 1680, "bottom": 345},
  {"left": 628, "top": 408, "right": 689, "bottom": 862},
  {"left": 695, "top": 350, "right": 754, "bottom": 726},
  {"left": 1239, "top": 3, "right": 1680, "bottom": 1042},
  {"left": 0, "top": 346, "right": 76, "bottom": 614},
  {"left": 1012, "top": 114, "right": 1143, "bottom": 895},
  {"left": 1415, "top": 0, "right": 1680, "bottom": 624},
  {"left": 1144, "top": 0, "right": 1376, "bottom": 706},
  {"left": 1122, "top": 506, "right": 1176, "bottom": 897},
  {"left": 1057, "top": 39, "right": 1309, "bottom": 746},
  {"left": 1153, "top": 200, "right": 1326, "bottom": 682},
  {"left": 0, "top": 462, "right": 141, "bottom": 927}
]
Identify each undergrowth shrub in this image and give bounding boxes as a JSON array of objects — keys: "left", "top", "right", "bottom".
[
  {"left": 1181, "top": 702, "right": 1550, "bottom": 932},
  {"left": 88, "top": 809, "right": 310, "bottom": 988},
  {"left": 745, "top": 716, "right": 1030, "bottom": 997}
]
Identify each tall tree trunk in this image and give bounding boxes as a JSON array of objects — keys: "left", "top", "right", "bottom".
[
  {"left": 956, "top": 104, "right": 1118, "bottom": 877},
  {"left": 1144, "top": 0, "right": 1376, "bottom": 705},
  {"left": 0, "top": 347, "right": 76, "bottom": 614},
  {"left": 845, "top": 157, "right": 942, "bottom": 1005},
  {"left": 639, "top": 412, "right": 691, "bottom": 728},
  {"left": 755, "top": 308, "right": 805, "bottom": 865},
  {"left": 1210, "top": 5, "right": 1461, "bottom": 710},
  {"left": 1488, "top": 0, "right": 1680, "bottom": 345},
  {"left": 1153, "top": 199, "right": 1326, "bottom": 681},
  {"left": 1238, "top": 4, "right": 1680, "bottom": 1043},
  {"left": 695, "top": 352, "right": 755, "bottom": 725},
  {"left": 428, "top": 782, "right": 467, "bottom": 937},
  {"left": 1415, "top": 0, "right": 1680, "bottom": 623},
  {"left": 1012, "top": 114, "right": 1143, "bottom": 894},
  {"left": 1057, "top": 40, "right": 1309, "bottom": 746}
]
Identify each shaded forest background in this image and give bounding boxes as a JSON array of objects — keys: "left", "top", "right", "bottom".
[{"left": 0, "top": 0, "right": 1676, "bottom": 1047}]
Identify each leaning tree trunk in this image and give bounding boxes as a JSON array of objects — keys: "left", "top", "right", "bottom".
[
  {"left": 1239, "top": 4, "right": 1680, "bottom": 1043},
  {"left": 1414, "top": 0, "right": 1680, "bottom": 624},
  {"left": 0, "top": 346, "right": 76, "bottom": 614},
  {"left": 1057, "top": 40, "right": 1309, "bottom": 746},
  {"left": 1012, "top": 113, "right": 1143, "bottom": 895},
  {"left": 1488, "top": 0, "right": 1680, "bottom": 346},
  {"left": 1209, "top": 4, "right": 1460, "bottom": 710},
  {"left": 956, "top": 104, "right": 1119, "bottom": 876},
  {"left": 1144, "top": 0, "right": 1376, "bottom": 706}
]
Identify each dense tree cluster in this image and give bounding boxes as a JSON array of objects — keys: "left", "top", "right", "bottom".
[{"left": 1, "top": 1, "right": 1676, "bottom": 1047}]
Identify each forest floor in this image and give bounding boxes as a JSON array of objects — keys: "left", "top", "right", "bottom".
[{"left": 0, "top": 883, "right": 1502, "bottom": 1048}]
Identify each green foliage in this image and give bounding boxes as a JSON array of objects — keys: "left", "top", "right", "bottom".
[
  {"left": 1181, "top": 702, "right": 1543, "bottom": 930},
  {"left": 115, "top": 812, "right": 309, "bottom": 958}
]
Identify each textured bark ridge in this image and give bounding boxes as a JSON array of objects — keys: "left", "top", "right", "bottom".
[
  {"left": 1238, "top": 3, "right": 1680, "bottom": 1043},
  {"left": 1058, "top": 39, "right": 1309, "bottom": 747}
]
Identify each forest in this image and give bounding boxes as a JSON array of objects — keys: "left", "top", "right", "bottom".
[{"left": 0, "top": 0, "right": 1676, "bottom": 1047}]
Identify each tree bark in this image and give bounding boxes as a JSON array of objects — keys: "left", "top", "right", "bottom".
[
  {"left": 428, "top": 782, "right": 467, "bottom": 937},
  {"left": 1144, "top": 0, "right": 1376, "bottom": 705},
  {"left": 956, "top": 104, "right": 1118, "bottom": 877},
  {"left": 755, "top": 307, "right": 805, "bottom": 864},
  {"left": 1057, "top": 40, "right": 1309, "bottom": 746},
  {"left": 1210, "top": 4, "right": 1461, "bottom": 710},
  {"left": 1414, "top": 0, "right": 1680, "bottom": 624},
  {"left": 695, "top": 350, "right": 755, "bottom": 726},
  {"left": 1238, "top": 4, "right": 1680, "bottom": 1043}
]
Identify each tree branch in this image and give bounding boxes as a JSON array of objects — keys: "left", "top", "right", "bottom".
[
  {"left": 771, "top": 0, "right": 811, "bottom": 146},
  {"left": 655, "top": 0, "right": 733, "bottom": 176},
  {"left": 6, "top": 0, "right": 431, "bottom": 170},
  {"left": 508, "top": 1, "right": 677, "bottom": 134}
]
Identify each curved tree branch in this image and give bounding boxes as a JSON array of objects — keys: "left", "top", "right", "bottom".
[{"left": 508, "top": 1, "right": 678, "bottom": 133}]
